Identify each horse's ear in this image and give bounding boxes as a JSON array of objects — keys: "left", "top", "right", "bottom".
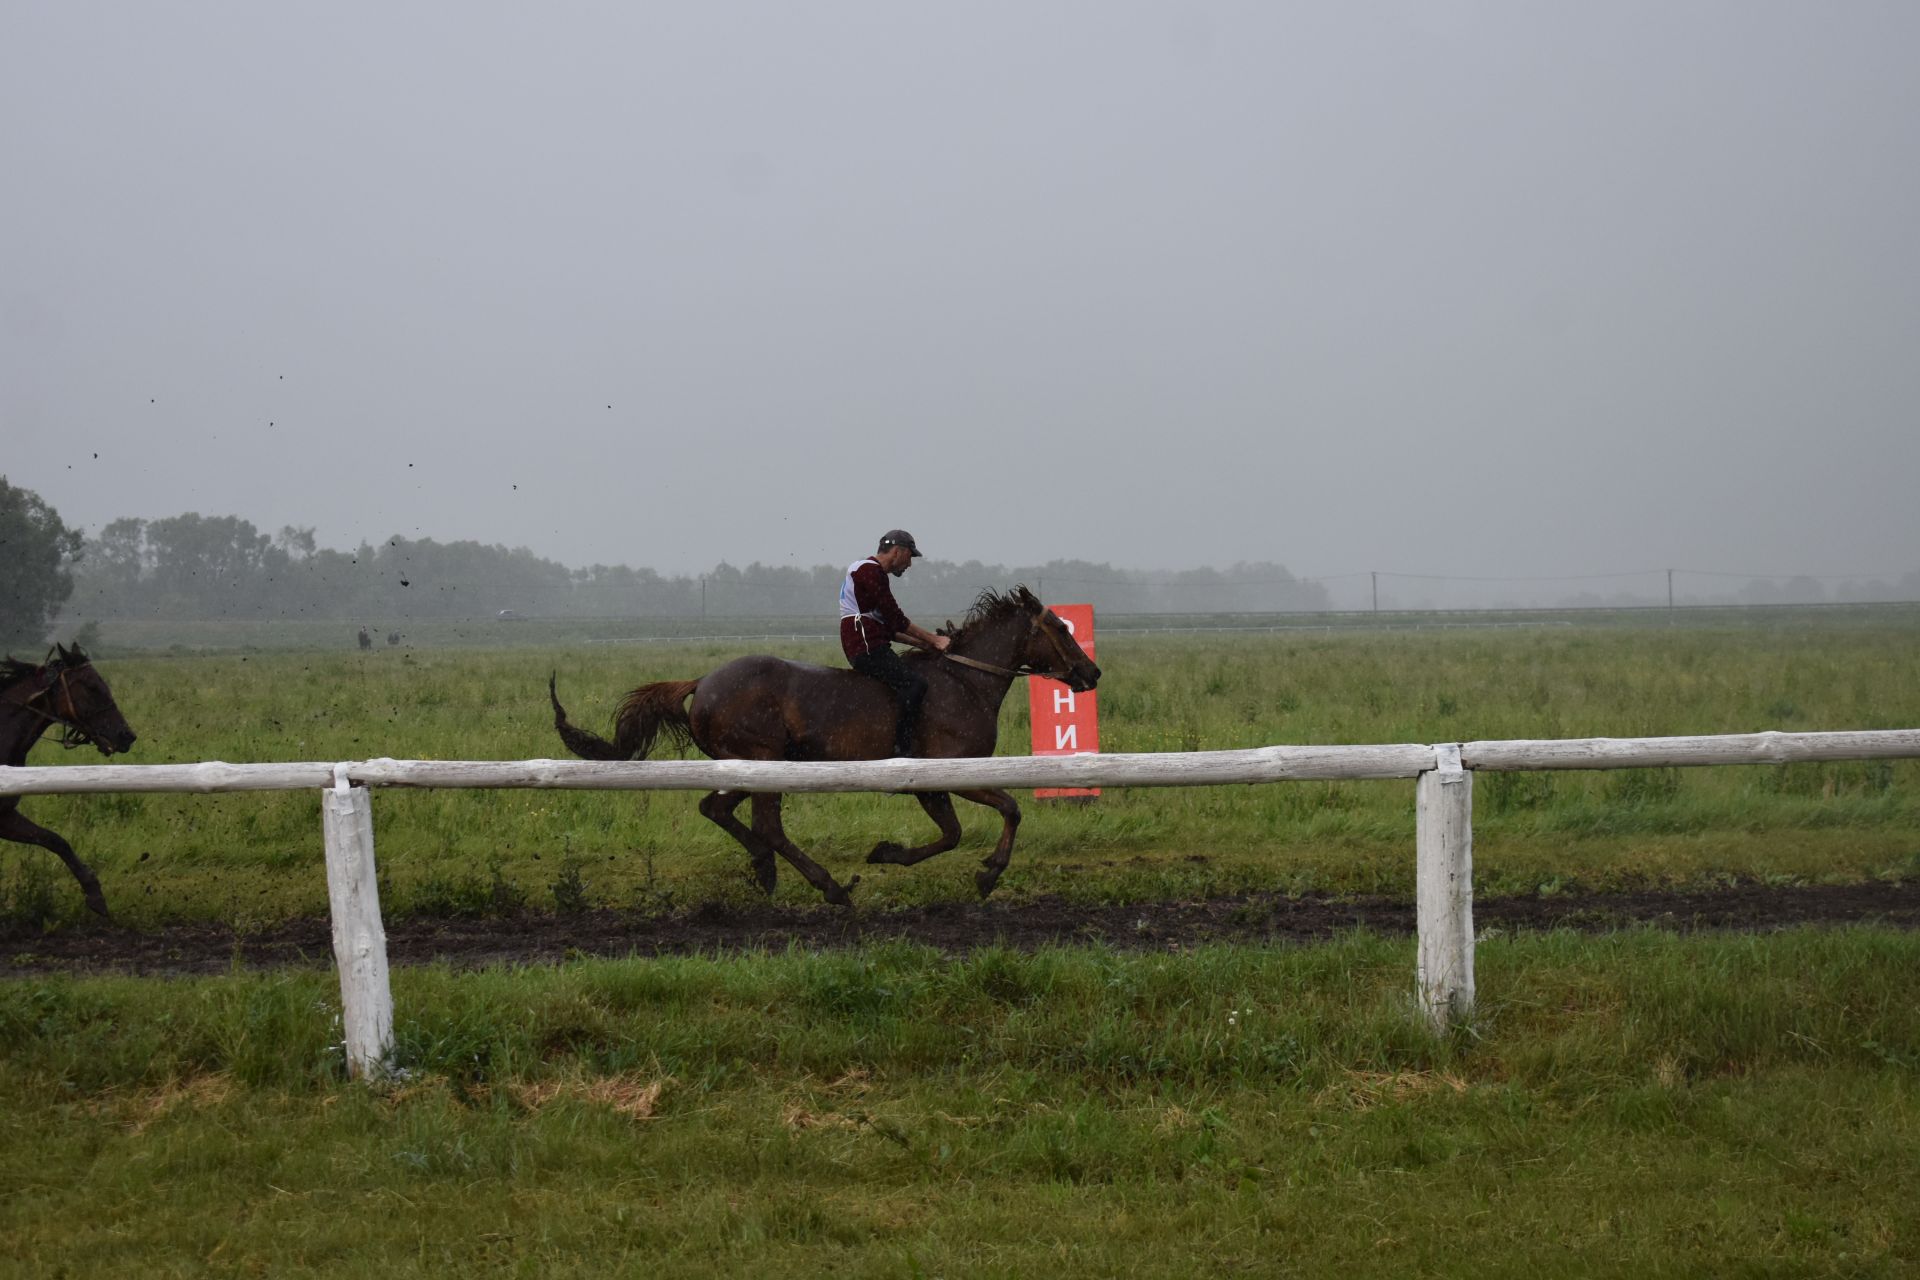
[{"left": 54, "top": 642, "right": 70, "bottom": 663}]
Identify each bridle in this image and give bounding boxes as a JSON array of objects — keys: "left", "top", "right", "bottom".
[
  {"left": 3, "top": 663, "right": 98, "bottom": 750},
  {"left": 941, "top": 612, "right": 1085, "bottom": 683}
]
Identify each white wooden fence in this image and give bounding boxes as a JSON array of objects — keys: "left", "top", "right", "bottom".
[{"left": 5, "top": 727, "right": 1919, "bottom": 1078}]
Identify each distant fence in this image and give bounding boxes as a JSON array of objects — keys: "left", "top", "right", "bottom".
[{"left": 6, "top": 727, "right": 1920, "bottom": 1078}]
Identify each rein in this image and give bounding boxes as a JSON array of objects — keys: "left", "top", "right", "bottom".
[{"left": 941, "top": 652, "right": 1049, "bottom": 679}]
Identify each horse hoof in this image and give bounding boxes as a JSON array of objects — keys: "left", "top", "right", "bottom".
[
  {"left": 84, "top": 891, "right": 111, "bottom": 918},
  {"left": 752, "top": 860, "right": 778, "bottom": 894},
  {"left": 974, "top": 869, "right": 1001, "bottom": 898},
  {"left": 821, "top": 871, "right": 860, "bottom": 909},
  {"left": 866, "top": 841, "right": 904, "bottom": 865}
]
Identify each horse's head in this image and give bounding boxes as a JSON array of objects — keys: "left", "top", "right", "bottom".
[
  {"left": 44, "top": 643, "right": 137, "bottom": 756},
  {"left": 1012, "top": 587, "right": 1102, "bottom": 694}
]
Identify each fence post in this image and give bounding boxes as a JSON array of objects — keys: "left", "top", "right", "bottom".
[
  {"left": 322, "top": 766, "right": 394, "bottom": 1080},
  {"left": 1416, "top": 743, "right": 1474, "bottom": 1032}
]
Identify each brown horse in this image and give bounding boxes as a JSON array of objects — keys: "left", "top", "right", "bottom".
[
  {"left": 550, "top": 586, "right": 1100, "bottom": 905},
  {"left": 1, "top": 643, "right": 138, "bottom": 916}
]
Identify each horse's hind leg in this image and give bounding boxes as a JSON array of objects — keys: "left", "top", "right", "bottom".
[
  {"left": 749, "top": 793, "right": 861, "bottom": 908},
  {"left": 0, "top": 807, "right": 109, "bottom": 918},
  {"left": 698, "top": 790, "right": 778, "bottom": 894},
  {"left": 866, "top": 792, "right": 963, "bottom": 867},
  {"left": 747, "top": 794, "right": 784, "bottom": 893},
  {"left": 954, "top": 788, "right": 1022, "bottom": 898},
  {"left": 697, "top": 791, "right": 860, "bottom": 907}
]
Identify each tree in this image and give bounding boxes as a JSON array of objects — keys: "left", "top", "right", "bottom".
[{"left": 0, "top": 477, "right": 85, "bottom": 651}]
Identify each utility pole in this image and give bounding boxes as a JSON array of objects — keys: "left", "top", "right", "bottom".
[
  {"left": 1371, "top": 571, "right": 1378, "bottom": 614},
  {"left": 1667, "top": 568, "right": 1674, "bottom": 623},
  {"left": 700, "top": 576, "right": 706, "bottom": 619}
]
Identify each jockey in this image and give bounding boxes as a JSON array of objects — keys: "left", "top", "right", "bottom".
[{"left": 840, "top": 529, "right": 951, "bottom": 756}]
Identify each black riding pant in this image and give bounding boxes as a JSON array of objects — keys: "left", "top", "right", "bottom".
[{"left": 850, "top": 648, "right": 929, "bottom": 755}]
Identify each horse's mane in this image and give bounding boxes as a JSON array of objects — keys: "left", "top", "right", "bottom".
[
  {"left": 941, "top": 586, "right": 1042, "bottom": 645},
  {"left": 0, "top": 657, "right": 41, "bottom": 688},
  {"left": 0, "top": 645, "right": 88, "bottom": 689}
]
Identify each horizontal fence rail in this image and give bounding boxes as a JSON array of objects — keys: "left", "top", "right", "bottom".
[
  {"left": 4, "top": 725, "right": 1918, "bottom": 1078},
  {"left": 1461, "top": 729, "right": 1920, "bottom": 771},
  {"left": 0, "top": 743, "right": 1440, "bottom": 796},
  {"left": 6, "top": 729, "right": 1919, "bottom": 798}
]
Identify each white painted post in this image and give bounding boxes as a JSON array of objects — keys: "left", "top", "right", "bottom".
[
  {"left": 1416, "top": 743, "right": 1474, "bottom": 1032},
  {"left": 321, "top": 766, "right": 394, "bottom": 1080}
]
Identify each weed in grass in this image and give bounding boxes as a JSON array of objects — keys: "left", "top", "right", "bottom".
[
  {"left": 0, "top": 853, "right": 63, "bottom": 933},
  {"left": 549, "top": 856, "right": 593, "bottom": 914},
  {"left": 487, "top": 856, "right": 527, "bottom": 915},
  {"left": 632, "top": 847, "right": 679, "bottom": 915}
]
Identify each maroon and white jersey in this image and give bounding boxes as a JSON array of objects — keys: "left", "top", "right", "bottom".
[{"left": 839, "top": 558, "right": 912, "bottom": 660}]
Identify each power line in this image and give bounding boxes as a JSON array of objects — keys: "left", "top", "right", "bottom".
[
  {"left": 1369, "top": 569, "right": 1664, "bottom": 583},
  {"left": 1669, "top": 567, "right": 1916, "bottom": 581}
]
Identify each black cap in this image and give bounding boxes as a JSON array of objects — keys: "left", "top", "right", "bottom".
[{"left": 878, "top": 529, "right": 922, "bottom": 557}]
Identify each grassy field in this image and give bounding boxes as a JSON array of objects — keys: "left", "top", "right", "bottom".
[
  {"left": 4, "top": 929, "right": 1917, "bottom": 1275},
  {"left": 5, "top": 616, "right": 1917, "bottom": 1274},
  {"left": 5, "top": 614, "right": 1920, "bottom": 928}
]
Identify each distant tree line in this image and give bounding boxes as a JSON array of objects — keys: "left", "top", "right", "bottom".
[
  {"left": 11, "top": 480, "right": 1916, "bottom": 646},
  {"left": 56, "top": 510, "right": 1333, "bottom": 622}
]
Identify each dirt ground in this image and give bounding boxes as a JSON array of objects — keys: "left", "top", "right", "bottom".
[{"left": 3, "top": 880, "right": 1916, "bottom": 978}]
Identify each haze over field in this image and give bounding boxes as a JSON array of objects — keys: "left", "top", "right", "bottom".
[{"left": 5, "top": 3, "right": 1917, "bottom": 610}]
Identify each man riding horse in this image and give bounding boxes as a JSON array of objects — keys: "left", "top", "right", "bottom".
[{"left": 840, "top": 529, "right": 949, "bottom": 757}]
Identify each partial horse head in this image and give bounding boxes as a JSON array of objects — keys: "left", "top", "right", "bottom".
[
  {"left": 1021, "top": 590, "right": 1102, "bottom": 694},
  {"left": 0, "top": 643, "right": 136, "bottom": 917},
  {"left": 948, "top": 586, "right": 1102, "bottom": 693},
  {"left": 37, "top": 643, "right": 137, "bottom": 755}
]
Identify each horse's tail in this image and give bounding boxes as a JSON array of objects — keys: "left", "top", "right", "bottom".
[{"left": 549, "top": 673, "right": 699, "bottom": 761}]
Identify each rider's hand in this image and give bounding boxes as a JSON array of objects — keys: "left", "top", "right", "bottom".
[{"left": 930, "top": 634, "right": 951, "bottom": 652}]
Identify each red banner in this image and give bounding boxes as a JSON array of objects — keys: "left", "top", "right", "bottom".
[{"left": 1028, "top": 603, "right": 1099, "bottom": 799}]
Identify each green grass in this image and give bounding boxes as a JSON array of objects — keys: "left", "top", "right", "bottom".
[
  {"left": 9, "top": 618, "right": 1919, "bottom": 1273},
  {"left": 6, "top": 615, "right": 1920, "bottom": 928},
  {"left": 3, "top": 930, "right": 1917, "bottom": 1276}
]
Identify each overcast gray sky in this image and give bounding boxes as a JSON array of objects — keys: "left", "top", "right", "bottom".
[{"left": 5, "top": 2, "right": 1917, "bottom": 599}]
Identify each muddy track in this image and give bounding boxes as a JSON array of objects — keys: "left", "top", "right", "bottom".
[{"left": 3, "top": 880, "right": 1917, "bottom": 978}]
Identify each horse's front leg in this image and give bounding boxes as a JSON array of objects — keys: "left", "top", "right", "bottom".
[
  {"left": 866, "top": 791, "right": 963, "bottom": 867},
  {"left": 0, "top": 807, "right": 109, "bottom": 917},
  {"left": 953, "top": 788, "right": 1021, "bottom": 898}
]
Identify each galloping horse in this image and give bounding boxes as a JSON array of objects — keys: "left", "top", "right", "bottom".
[
  {"left": 550, "top": 586, "right": 1100, "bottom": 905},
  {"left": 1, "top": 643, "right": 138, "bottom": 916}
]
